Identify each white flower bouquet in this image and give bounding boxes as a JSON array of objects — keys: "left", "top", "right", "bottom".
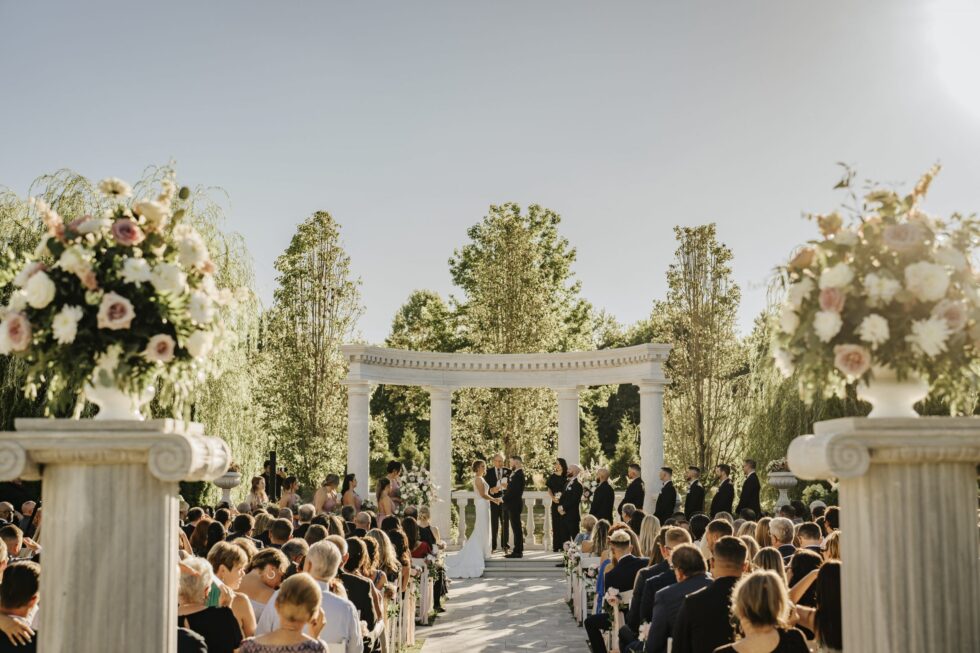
[
  {"left": 0, "top": 174, "right": 236, "bottom": 415},
  {"left": 772, "top": 166, "right": 980, "bottom": 410},
  {"left": 399, "top": 464, "right": 439, "bottom": 508}
]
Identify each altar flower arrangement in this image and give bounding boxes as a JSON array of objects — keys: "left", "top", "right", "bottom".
[
  {"left": 765, "top": 457, "right": 790, "bottom": 474},
  {"left": 771, "top": 165, "right": 980, "bottom": 411},
  {"left": 0, "top": 174, "right": 237, "bottom": 416},
  {"left": 399, "top": 465, "right": 439, "bottom": 509}
]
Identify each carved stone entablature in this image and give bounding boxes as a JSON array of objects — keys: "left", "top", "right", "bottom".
[
  {"left": 0, "top": 419, "right": 231, "bottom": 482},
  {"left": 788, "top": 417, "right": 980, "bottom": 481}
]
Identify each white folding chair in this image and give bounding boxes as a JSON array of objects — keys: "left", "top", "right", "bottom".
[{"left": 606, "top": 588, "right": 633, "bottom": 652}]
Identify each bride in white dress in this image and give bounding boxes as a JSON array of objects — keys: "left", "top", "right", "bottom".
[{"left": 446, "top": 460, "right": 502, "bottom": 579}]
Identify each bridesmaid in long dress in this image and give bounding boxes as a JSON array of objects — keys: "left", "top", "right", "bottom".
[
  {"left": 386, "top": 461, "right": 404, "bottom": 511},
  {"left": 341, "top": 474, "right": 362, "bottom": 511},
  {"left": 313, "top": 474, "right": 340, "bottom": 515},
  {"left": 376, "top": 478, "right": 395, "bottom": 518},
  {"left": 547, "top": 458, "right": 569, "bottom": 551}
]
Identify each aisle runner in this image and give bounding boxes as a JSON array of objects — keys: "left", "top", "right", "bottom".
[{"left": 419, "top": 571, "right": 588, "bottom": 653}]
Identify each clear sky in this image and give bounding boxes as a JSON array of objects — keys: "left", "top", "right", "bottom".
[{"left": 2, "top": 0, "right": 978, "bottom": 345}]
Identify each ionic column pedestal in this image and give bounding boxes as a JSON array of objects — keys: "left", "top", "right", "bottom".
[
  {"left": 788, "top": 417, "right": 980, "bottom": 653},
  {"left": 0, "top": 419, "right": 230, "bottom": 653}
]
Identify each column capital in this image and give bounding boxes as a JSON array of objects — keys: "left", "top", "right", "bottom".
[
  {"left": 0, "top": 419, "right": 231, "bottom": 483},
  {"left": 553, "top": 386, "right": 581, "bottom": 399},
  {"left": 637, "top": 379, "right": 668, "bottom": 393},
  {"left": 342, "top": 380, "right": 372, "bottom": 394},
  {"left": 426, "top": 386, "right": 454, "bottom": 400},
  {"left": 788, "top": 417, "right": 980, "bottom": 480}
]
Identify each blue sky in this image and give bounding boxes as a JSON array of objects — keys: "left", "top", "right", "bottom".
[{"left": 2, "top": 0, "right": 979, "bottom": 344}]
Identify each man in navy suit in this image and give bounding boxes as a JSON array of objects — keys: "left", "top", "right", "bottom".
[
  {"left": 643, "top": 544, "right": 712, "bottom": 653},
  {"left": 709, "top": 464, "right": 734, "bottom": 517},
  {"left": 769, "top": 517, "right": 797, "bottom": 562},
  {"left": 734, "top": 459, "right": 761, "bottom": 517},
  {"left": 584, "top": 530, "right": 648, "bottom": 653},
  {"left": 671, "top": 537, "right": 748, "bottom": 653}
]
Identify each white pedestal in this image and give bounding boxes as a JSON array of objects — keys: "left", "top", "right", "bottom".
[
  {"left": 788, "top": 417, "right": 980, "bottom": 652},
  {"left": 0, "top": 419, "right": 230, "bottom": 653}
]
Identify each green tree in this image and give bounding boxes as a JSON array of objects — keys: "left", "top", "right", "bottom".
[
  {"left": 608, "top": 415, "right": 640, "bottom": 486},
  {"left": 262, "top": 211, "right": 363, "bottom": 489}
]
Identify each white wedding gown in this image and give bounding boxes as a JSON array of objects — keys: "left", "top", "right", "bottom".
[{"left": 446, "top": 476, "right": 491, "bottom": 578}]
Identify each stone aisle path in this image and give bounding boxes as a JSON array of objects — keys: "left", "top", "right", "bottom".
[{"left": 418, "top": 573, "right": 589, "bottom": 653}]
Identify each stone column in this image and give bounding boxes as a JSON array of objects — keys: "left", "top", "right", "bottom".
[
  {"left": 0, "top": 419, "right": 229, "bottom": 653},
  {"left": 556, "top": 386, "right": 581, "bottom": 467},
  {"left": 638, "top": 381, "right": 665, "bottom": 514},
  {"left": 428, "top": 387, "right": 453, "bottom": 541},
  {"left": 345, "top": 381, "right": 371, "bottom": 495},
  {"left": 788, "top": 417, "right": 980, "bottom": 653}
]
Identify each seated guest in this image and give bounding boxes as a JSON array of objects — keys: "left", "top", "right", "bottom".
[
  {"left": 256, "top": 541, "right": 361, "bottom": 653},
  {"left": 207, "top": 542, "right": 257, "bottom": 637},
  {"left": 637, "top": 515, "right": 661, "bottom": 560},
  {"left": 644, "top": 544, "right": 712, "bottom": 653},
  {"left": 277, "top": 508, "right": 294, "bottom": 522},
  {"left": 793, "top": 560, "right": 842, "bottom": 653},
  {"left": 343, "top": 537, "right": 384, "bottom": 634},
  {"left": 584, "top": 530, "right": 647, "bottom": 653},
  {"left": 232, "top": 538, "right": 259, "bottom": 562},
  {"left": 184, "top": 507, "right": 205, "bottom": 538},
  {"left": 0, "top": 526, "right": 39, "bottom": 561},
  {"left": 227, "top": 514, "right": 264, "bottom": 550},
  {"left": 822, "top": 531, "right": 840, "bottom": 561},
  {"left": 268, "top": 519, "right": 293, "bottom": 549},
  {"left": 0, "top": 562, "right": 40, "bottom": 652},
  {"left": 628, "top": 509, "right": 647, "bottom": 535},
  {"left": 353, "top": 512, "right": 371, "bottom": 537},
  {"left": 810, "top": 501, "right": 827, "bottom": 520},
  {"left": 736, "top": 521, "right": 757, "bottom": 538},
  {"left": 689, "top": 514, "right": 709, "bottom": 546},
  {"left": 740, "top": 535, "right": 759, "bottom": 561},
  {"left": 768, "top": 517, "right": 797, "bottom": 562},
  {"left": 326, "top": 517, "right": 347, "bottom": 538},
  {"left": 704, "top": 519, "right": 734, "bottom": 559},
  {"left": 790, "top": 500, "right": 809, "bottom": 522},
  {"left": 777, "top": 504, "right": 796, "bottom": 522},
  {"left": 403, "top": 517, "right": 430, "bottom": 558},
  {"left": 822, "top": 506, "right": 840, "bottom": 538},
  {"left": 240, "top": 573, "right": 326, "bottom": 652},
  {"left": 189, "top": 518, "right": 213, "bottom": 557},
  {"left": 305, "top": 525, "right": 328, "bottom": 546},
  {"left": 206, "top": 522, "right": 228, "bottom": 555},
  {"left": 253, "top": 513, "right": 275, "bottom": 547},
  {"left": 178, "top": 557, "right": 244, "bottom": 653},
  {"left": 786, "top": 549, "right": 823, "bottom": 639},
  {"left": 239, "top": 549, "right": 288, "bottom": 623},
  {"left": 714, "top": 570, "right": 809, "bottom": 653},
  {"left": 417, "top": 506, "right": 440, "bottom": 548},
  {"left": 214, "top": 508, "right": 232, "bottom": 530},
  {"left": 621, "top": 503, "right": 637, "bottom": 525},
  {"left": 580, "top": 519, "right": 610, "bottom": 555},
  {"left": 671, "top": 536, "right": 748, "bottom": 653},
  {"left": 752, "top": 547, "right": 787, "bottom": 584},
  {"left": 754, "top": 518, "right": 772, "bottom": 550},
  {"left": 282, "top": 538, "right": 310, "bottom": 579},
  {"left": 295, "top": 504, "right": 315, "bottom": 540},
  {"left": 366, "top": 529, "right": 401, "bottom": 585},
  {"left": 797, "top": 522, "right": 823, "bottom": 554},
  {"left": 334, "top": 537, "right": 379, "bottom": 632},
  {"left": 340, "top": 506, "right": 357, "bottom": 535},
  {"left": 737, "top": 508, "right": 757, "bottom": 521}
]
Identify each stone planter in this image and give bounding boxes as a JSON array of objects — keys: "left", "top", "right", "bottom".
[
  {"left": 856, "top": 365, "right": 928, "bottom": 418},
  {"left": 766, "top": 471, "right": 797, "bottom": 509},
  {"left": 213, "top": 470, "right": 242, "bottom": 505}
]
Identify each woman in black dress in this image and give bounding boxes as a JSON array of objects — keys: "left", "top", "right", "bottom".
[
  {"left": 547, "top": 458, "right": 569, "bottom": 551},
  {"left": 178, "top": 557, "right": 243, "bottom": 653},
  {"left": 714, "top": 570, "right": 809, "bottom": 653}
]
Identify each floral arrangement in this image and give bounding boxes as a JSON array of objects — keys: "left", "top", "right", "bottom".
[
  {"left": 0, "top": 174, "right": 237, "bottom": 414},
  {"left": 399, "top": 465, "right": 439, "bottom": 510},
  {"left": 771, "top": 166, "right": 980, "bottom": 410},
  {"left": 765, "top": 457, "right": 790, "bottom": 474}
]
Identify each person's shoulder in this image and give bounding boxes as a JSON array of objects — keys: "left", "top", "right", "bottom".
[
  {"left": 178, "top": 627, "right": 208, "bottom": 653},
  {"left": 779, "top": 627, "right": 808, "bottom": 643}
]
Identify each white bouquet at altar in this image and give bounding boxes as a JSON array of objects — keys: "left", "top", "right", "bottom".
[
  {"left": 772, "top": 165, "right": 980, "bottom": 411},
  {"left": 399, "top": 464, "right": 439, "bottom": 509},
  {"left": 0, "top": 173, "right": 239, "bottom": 415}
]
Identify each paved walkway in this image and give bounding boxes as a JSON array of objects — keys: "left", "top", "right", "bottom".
[{"left": 419, "top": 571, "right": 588, "bottom": 653}]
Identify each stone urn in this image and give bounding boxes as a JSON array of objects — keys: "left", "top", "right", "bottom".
[
  {"left": 213, "top": 470, "right": 242, "bottom": 505},
  {"left": 767, "top": 471, "right": 798, "bottom": 509}
]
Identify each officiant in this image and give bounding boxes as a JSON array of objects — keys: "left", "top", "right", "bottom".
[{"left": 485, "top": 453, "right": 511, "bottom": 552}]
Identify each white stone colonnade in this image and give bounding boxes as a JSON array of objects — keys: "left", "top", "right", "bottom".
[{"left": 342, "top": 343, "right": 671, "bottom": 538}]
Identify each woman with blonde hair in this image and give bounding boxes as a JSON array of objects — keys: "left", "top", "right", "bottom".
[
  {"left": 754, "top": 517, "right": 772, "bottom": 549},
  {"left": 740, "top": 535, "right": 760, "bottom": 561},
  {"left": 575, "top": 514, "right": 597, "bottom": 546},
  {"left": 822, "top": 530, "right": 840, "bottom": 561},
  {"left": 637, "top": 514, "right": 661, "bottom": 560},
  {"left": 248, "top": 476, "right": 269, "bottom": 511},
  {"left": 714, "top": 570, "right": 809, "bottom": 652},
  {"left": 313, "top": 474, "right": 340, "bottom": 515},
  {"left": 240, "top": 573, "right": 326, "bottom": 652},
  {"left": 366, "top": 528, "right": 400, "bottom": 587},
  {"left": 752, "top": 547, "right": 788, "bottom": 584},
  {"left": 208, "top": 541, "right": 257, "bottom": 637},
  {"left": 737, "top": 521, "right": 757, "bottom": 538},
  {"left": 581, "top": 518, "right": 610, "bottom": 555},
  {"left": 253, "top": 512, "right": 275, "bottom": 546}
]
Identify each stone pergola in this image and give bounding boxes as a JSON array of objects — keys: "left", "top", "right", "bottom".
[{"left": 342, "top": 342, "right": 671, "bottom": 537}]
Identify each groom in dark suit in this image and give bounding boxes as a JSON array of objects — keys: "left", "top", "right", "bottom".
[
  {"left": 485, "top": 453, "right": 511, "bottom": 552},
  {"left": 503, "top": 456, "right": 526, "bottom": 558}
]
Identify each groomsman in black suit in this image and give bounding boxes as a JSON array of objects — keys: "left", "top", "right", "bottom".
[
  {"left": 485, "top": 453, "right": 511, "bottom": 552},
  {"left": 710, "top": 464, "right": 734, "bottom": 517},
  {"left": 735, "top": 459, "right": 761, "bottom": 517},
  {"left": 618, "top": 463, "right": 645, "bottom": 517},
  {"left": 558, "top": 464, "right": 583, "bottom": 541},
  {"left": 653, "top": 467, "right": 677, "bottom": 523},
  {"left": 684, "top": 466, "right": 705, "bottom": 519},
  {"left": 503, "top": 456, "right": 526, "bottom": 558},
  {"left": 589, "top": 466, "right": 615, "bottom": 524}
]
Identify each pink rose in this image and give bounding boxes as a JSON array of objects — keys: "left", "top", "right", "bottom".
[
  {"left": 833, "top": 344, "right": 872, "bottom": 379},
  {"left": 142, "top": 334, "right": 176, "bottom": 363},
  {"left": 819, "top": 288, "right": 846, "bottom": 312},
  {"left": 0, "top": 313, "right": 32, "bottom": 353},
  {"left": 111, "top": 218, "right": 145, "bottom": 247},
  {"left": 931, "top": 299, "right": 968, "bottom": 332},
  {"left": 96, "top": 292, "right": 135, "bottom": 330},
  {"left": 79, "top": 267, "right": 99, "bottom": 291},
  {"left": 882, "top": 223, "right": 924, "bottom": 253}
]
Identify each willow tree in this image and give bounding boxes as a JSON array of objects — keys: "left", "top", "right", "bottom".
[
  {"left": 448, "top": 203, "right": 593, "bottom": 476},
  {"left": 262, "top": 211, "right": 362, "bottom": 488},
  {"left": 656, "top": 224, "right": 747, "bottom": 472}
]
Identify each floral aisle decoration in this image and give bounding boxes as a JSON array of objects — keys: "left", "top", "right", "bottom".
[
  {"left": 399, "top": 465, "right": 439, "bottom": 512},
  {"left": 0, "top": 174, "right": 237, "bottom": 418},
  {"left": 771, "top": 165, "right": 980, "bottom": 413}
]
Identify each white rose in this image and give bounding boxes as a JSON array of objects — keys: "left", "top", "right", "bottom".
[
  {"left": 58, "top": 246, "right": 91, "bottom": 276},
  {"left": 833, "top": 228, "right": 859, "bottom": 247},
  {"left": 904, "top": 261, "right": 950, "bottom": 302},
  {"left": 819, "top": 263, "right": 854, "bottom": 290},
  {"left": 186, "top": 330, "right": 215, "bottom": 359},
  {"left": 786, "top": 277, "right": 815, "bottom": 310},
  {"left": 773, "top": 348, "right": 795, "bottom": 378},
  {"left": 934, "top": 246, "right": 968, "bottom": 272},
  {"left": 177, "top": 231, "right": 210, "bottom": 269},
  {"left": 857, "top": 314, "right": 890, "bottom": 349},
  {"left": 7, "top": 292, "right": 28, "bottom": 312},
  {"left": 98, "top": 177, "right": 133, "bottom": 198},
  {"left": 120, "top": 257, "right": 152, "bottom": 284},
  {"left": 13, "top": 262, "right": 45, "bottom": 288},
  {"left": 24, "top": 271, "right": 56, "bottom": 309},
  {"left": 813, "top": 310, "right": 843, "bottom": 342},
  {"left": 188, "top": 291, "right": 215, "bottom": 324},
  {"left": 51, "top": 305, "right": 84, "bottom": 344},
  {"left": 779, "top": 304, "right": 799, "bottom": 334},
  {"left": 150, "top": 263, "right": 187, "bottom": 295},
  {"left": 863, "top": 273, "right": 902, "bottom": 306},
  {"left": 132, "top": 200, "right": 171, "bottom": 230},
  {"left": 931, "top": 299, "right": 968, "bottom": 332},
  {"left": 76, "top": 217, "right": 111, "bottom": 235},
  {"left": 906, "top": 317, "right": 951, "bottom": 357}
]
